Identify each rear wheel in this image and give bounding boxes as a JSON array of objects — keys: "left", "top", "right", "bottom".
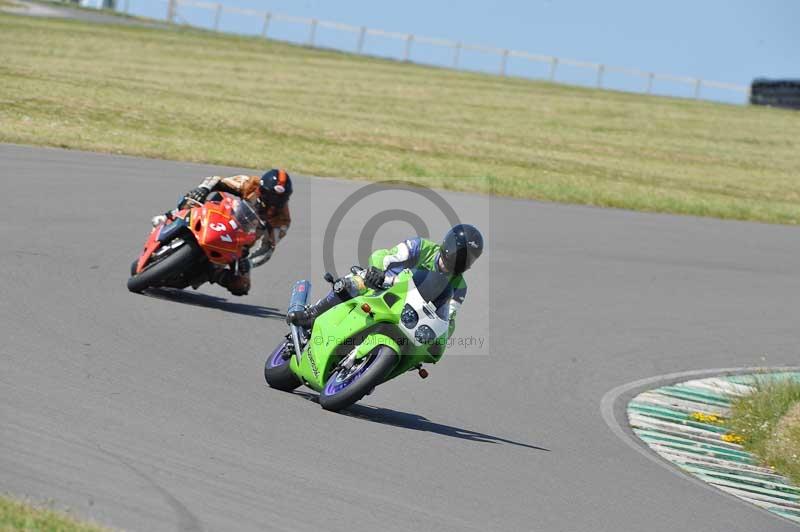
[
  {"left": 264, "top": 339, "right": 301, "bottom": 391},
  {"left": 319, "top": 345, "right": 398, "bottom": 412},
  {"left": 127, "top": 240, "right": 200, "bottom": 293}
]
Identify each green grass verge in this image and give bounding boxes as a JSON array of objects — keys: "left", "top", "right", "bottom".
[
  {"left": 0, "top": 495, "right": 109, "bottom": 531},
  {"left": 727, "top": 376, "right": 800, "bottom": 484},
  {"left": 1, "top": 12, "right": 800, "bottom": 223}
]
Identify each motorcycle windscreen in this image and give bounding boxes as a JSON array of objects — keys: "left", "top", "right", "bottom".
[
  {"left": 402, "top": 269, "right": 452, "bottom": 345},
  {"left": 410, "top": 269, "right": 453, "bottom": 319},
  {"left": 231, "top": 198, "right": 264, "bottom": 233}
]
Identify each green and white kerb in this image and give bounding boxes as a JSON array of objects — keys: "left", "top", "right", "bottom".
[{"left": 628, "top": 373, "right": 800, "bottom": 524}]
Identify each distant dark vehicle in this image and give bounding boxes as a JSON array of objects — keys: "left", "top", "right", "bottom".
[{"left": 750, "top": 78, "right": 800, "bottom": 110}]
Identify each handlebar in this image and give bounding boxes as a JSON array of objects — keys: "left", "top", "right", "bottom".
[
  {"left": 349, "top": 265, "right": 395, "bottom": 289},
  {"left": 183, "top": 196, "right": 203, "bottom": 207}
]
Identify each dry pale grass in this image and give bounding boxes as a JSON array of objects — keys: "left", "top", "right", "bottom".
[
  {"left": 1, "top": 13, "right": 800, "bottom": 222},
  {"left": 765, "top": 403, "right": 800, "bottom": 484},
  {"left": 728, "top": 376, "right": 800, "bottom": 484}
]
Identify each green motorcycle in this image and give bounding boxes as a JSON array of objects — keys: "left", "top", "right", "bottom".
[{"left": 264, "top": 266, "right": 452, "bottom": 411}]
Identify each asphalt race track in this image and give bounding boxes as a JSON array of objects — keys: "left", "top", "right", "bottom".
[
  {"left": 2, "top": 144, "right": 799, "bottom": 532},
  {"left": 1, "top": 1, "right": 170, "bottom": 28}
]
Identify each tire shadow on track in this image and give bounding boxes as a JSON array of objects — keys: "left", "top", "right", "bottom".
[
  {"left": 292, "top": 391, "right": 550, "bottom": 451},
  {"left": 143, "top": 288, "right": 285, "bottom": 319}
]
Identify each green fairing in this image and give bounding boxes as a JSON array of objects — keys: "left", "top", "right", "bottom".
[{"left": 288, "top": 269, "right": 447, "bottom": 392}]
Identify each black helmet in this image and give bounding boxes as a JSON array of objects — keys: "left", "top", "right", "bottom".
[
  {"left": 259, "top": 169, "right": 293, "bottom": 208},
  {"left": 439, "top": 224, "right": 483, "bottom": 275}
]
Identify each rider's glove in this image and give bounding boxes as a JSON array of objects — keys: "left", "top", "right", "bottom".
[
  {"left": 364, "top": 266, "right": 386, "bottom": 290},
  {"left": 185, "top": 186, "right": 210, "bottom": 205}
]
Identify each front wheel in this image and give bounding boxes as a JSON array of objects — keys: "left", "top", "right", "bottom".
[
  {"left": 127, "top": 240, "right": 199, "bottom": 293},
  {"left": 319, "top": 345, "right": 398, "bottom": 412},
  {"left": 264, "top": 339, "right": 301, "bottom": 391}
]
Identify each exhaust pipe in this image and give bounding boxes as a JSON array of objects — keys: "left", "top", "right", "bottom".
[{"left": 287, "top": 280, "right": 311, "bottom": 363}]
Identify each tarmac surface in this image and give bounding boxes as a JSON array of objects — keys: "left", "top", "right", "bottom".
[
  {"left": 0, "top": 0, "right": 169, "bottom": 27},
  {"left": 1, "top": 143, "right": 799, "bottom": 531}
]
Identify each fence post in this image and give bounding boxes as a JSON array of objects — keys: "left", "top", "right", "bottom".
[
  {"left": 453, "top": 42, "right": 461, "bottom": 68},
  {"left": 261, "top": 12, "right": 271, "bottom": 38},
  {"left": 404, "top": 34, "right": 414, "bottom": 61},
  {"left": 499, "top": 49, "right": 509, "bottom": 76},
  {"left": 213, "top": 3, "right": 222, "bottom": 31},
  {"left": 308, "top": 19, "right": 318, "bottom": 46},
  {"left": 166, "top": 0, "right": 176, "bottom": 23},
  {"left": 549, "top": 57, "right": 558, "bottom": 81},
  {"left": 646, "top": 73, "right": 654, "bottom": 94},
  {"left": 693, "top": 79, "right": 702, "bottom": 99},
  {"left": 356, "top": 26, "right": 366, "bottom": 54},
  {"left": 596, "top": 64, "right": 605, "bottom": 88}
]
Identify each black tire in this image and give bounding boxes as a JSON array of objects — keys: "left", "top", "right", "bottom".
[
  {"left": 264, "top": 339, "right": 301, "bottom": 391},
  {"left": 127, "top": 241, "right": 200, "bottom": 293},
  {"left": 319, "top": 345, "right": 398, "bottom": 412}
]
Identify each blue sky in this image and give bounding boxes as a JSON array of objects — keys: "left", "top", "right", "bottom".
[{"left": 124, "top": 0, "right": 798, "bottom": 104}]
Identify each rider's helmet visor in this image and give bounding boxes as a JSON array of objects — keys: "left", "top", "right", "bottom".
[{"left": 232, "top": 199, "right": 263, "bottom": 232}]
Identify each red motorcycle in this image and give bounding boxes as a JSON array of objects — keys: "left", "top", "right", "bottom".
[{"left": 127, "top": 192, "right": 263, "bottom": 293}]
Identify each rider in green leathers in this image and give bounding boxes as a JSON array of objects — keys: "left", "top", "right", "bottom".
[{"left": 287, "top": 224, "right": 484, "bottom": 336}]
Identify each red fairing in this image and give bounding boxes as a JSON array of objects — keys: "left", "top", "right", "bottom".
[
  {"left": 133, "top": 207, "right": 192, "bottom": 274},
  {"left": 188, "top": 195, "right": 258, "bottom": 265},
  {"left": 135, "top": 225, "right": 163, "bottom": 275},
  {"left": 131, "top": 194, "right": 258, "bottom": 281}
]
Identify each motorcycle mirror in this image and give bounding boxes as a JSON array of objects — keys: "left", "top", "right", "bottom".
[{"left": 324, "top": 272, "right": 335, "bottom": 284}]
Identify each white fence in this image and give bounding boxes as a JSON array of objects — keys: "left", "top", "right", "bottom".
[{"left": 118, "top": 0, "right": 749, "bottom": 103}]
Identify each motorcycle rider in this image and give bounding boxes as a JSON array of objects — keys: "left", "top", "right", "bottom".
[
  {"left": 152, "top": 169, "right": 292, "bottom": 296},
  {"left": 287, "top": 224, "right": 484, "bottom": 335}
]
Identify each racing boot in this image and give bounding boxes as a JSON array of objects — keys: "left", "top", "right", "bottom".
[
  {"left": 287, "top": 275, "right": 364, "bottom": 327},
  {"left": 286, "top": 290, "right": 347, "bottom": 328},
  {"left": 211, "top": 259, "right": 251, "bottom": 296},
  {"left": 225, "top": 272, "right": 251, "bottom": 296}
]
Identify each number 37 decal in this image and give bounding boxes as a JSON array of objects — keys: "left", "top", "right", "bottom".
[{"left": 209, "top": 222, "right": 233, "bottom": 243}]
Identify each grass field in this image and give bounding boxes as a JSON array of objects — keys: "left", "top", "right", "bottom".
[
  {"left": 1, "top": 12, "right": 799, "bottom": 223},
  {"left": 728, "top": 377, "right": 800, "bottom": 484},
  {"left": 0, "top": 495, "right": 108, "bottom": 531}
]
